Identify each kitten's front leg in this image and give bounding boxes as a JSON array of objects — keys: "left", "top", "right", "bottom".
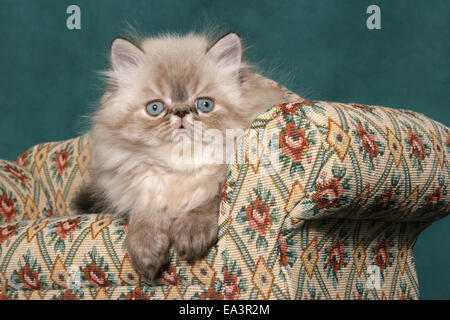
[
  {"left": 171, "top": 197, "right": 219, "bottom": 261},
  {"left": 125, "top": 215, "right": 171, "bottom": 280}
]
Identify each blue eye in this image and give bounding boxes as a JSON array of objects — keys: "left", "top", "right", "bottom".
[
  {"left": 195, "top": 97, "right": 215, "bottom": 113},
  {"left": 145, "top": 100, "right": 165, "bottom": 116}
]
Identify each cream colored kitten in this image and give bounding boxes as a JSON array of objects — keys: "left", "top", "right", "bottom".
[{"left": 75, "top": 32, "right": 283, "bottom": 280}]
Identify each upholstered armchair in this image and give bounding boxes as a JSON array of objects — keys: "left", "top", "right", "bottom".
[{"left": 0, "top": 81, "right": 448, "bottom": 300}]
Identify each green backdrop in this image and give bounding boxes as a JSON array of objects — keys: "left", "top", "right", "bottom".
[{"left": 1, "top": 0, "right": 449, "bottom": 299}]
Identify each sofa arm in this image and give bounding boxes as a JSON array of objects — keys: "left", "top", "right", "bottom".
[
  {"left": 234, "top": 101, "right": 449, "bottom": 226},
  {"left": 0, "top": 213, "right": 211, "bottom": 299},
  {"left": 0, "top": 160, "right": 52, "bottom": 224},
  {"left": 14, "top": 134, "right": 93, "bottom": 218},
  {"left": 216, "top": 100, "right": 449, "bottom": 299},
  {"left": 287, "top": 101, "right": 449, "bottom": 222}
]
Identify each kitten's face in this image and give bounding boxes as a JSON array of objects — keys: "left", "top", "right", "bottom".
[{"left": 96, "top": 33, "right": 247, "bottom": 165}]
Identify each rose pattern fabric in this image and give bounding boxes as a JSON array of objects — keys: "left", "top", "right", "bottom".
[
  {"left": 326, "top": 238, "right": 347, "bottom": 274},
  {"left": 407, "top": 129, "right": 427, "bottom": 164},
  {"left": 236, "top": 181, "right": 279, "bottom": 250},
  {"left": 0, "top": 225, "right": 19, "bottom": 244},
  {"left": 372, "top": 186, "right": 396, "bottom": 213},
  {"left": 0, "top": 192, "right": 17, "bottom": 222},
  {"left": 3, "top": 165, "right": 29, "bottom": 187},
  {"left": 322, "top": 236, "right": 350, "bottom": 289},
  {"left": 311, "top": 177, "right": 345, "bottom": 209},
  {"left": 0, "top": 79, "right": 449, "bottom": 299},
  {"left": 16, "top": 152, "right": 29, "bottom": 168},
  {"left": 279, "top": 123, "right": 309, "bottom": 162},
  {"left": 374, "top": 238, "right": 392, "bottom": 274}
]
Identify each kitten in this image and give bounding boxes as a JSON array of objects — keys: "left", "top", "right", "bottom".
[{"left": 75, "top": 32, "right": 284, "bottom": 280}]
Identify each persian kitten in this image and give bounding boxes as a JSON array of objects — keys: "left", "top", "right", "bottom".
[{"left": 75, "top": 32, "right": 284, "bottom": 279}]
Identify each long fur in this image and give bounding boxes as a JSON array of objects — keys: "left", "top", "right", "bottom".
[{"left": 74, "top": 32, "right": 284, "bottom": 279}]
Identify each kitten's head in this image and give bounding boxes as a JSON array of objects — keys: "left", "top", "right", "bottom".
[{"left": 94, "top": 32, "right": 282, "bottom": 169}]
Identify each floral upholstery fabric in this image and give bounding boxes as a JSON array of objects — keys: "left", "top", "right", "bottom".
[{"left": 0, "top": 85, "right": 449, "bottom": 299}]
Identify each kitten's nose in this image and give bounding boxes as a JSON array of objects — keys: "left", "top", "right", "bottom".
[{"left": 174, "top": 109, "right": 188, "bottom": 118}]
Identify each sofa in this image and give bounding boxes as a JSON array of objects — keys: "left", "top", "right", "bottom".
[{"left": 0, "top": 80, "right": 448, "bottom": 300}]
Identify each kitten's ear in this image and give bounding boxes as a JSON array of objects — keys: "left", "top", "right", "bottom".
[
  {"left": 207, "top": 33, "right": 242, "bottom": 74},
  {"left": 110, "top": 37, "right": 144, "bottom": 75}
]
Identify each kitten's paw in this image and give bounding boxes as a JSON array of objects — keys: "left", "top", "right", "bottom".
[
  {"left": 125, "top": 228, "right": 170, "bottom": 281},
  {"left": 171, "top": 212, "right": 218, "bottom": 261}
]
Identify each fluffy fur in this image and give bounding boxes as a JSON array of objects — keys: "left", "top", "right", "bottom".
[{"left": 74, "top": 32, "right": 284, "bottom": 279}]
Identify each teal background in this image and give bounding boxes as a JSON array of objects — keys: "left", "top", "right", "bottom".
[{"left": 0, "top": 0, "right": 449, "bottom": 299}]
